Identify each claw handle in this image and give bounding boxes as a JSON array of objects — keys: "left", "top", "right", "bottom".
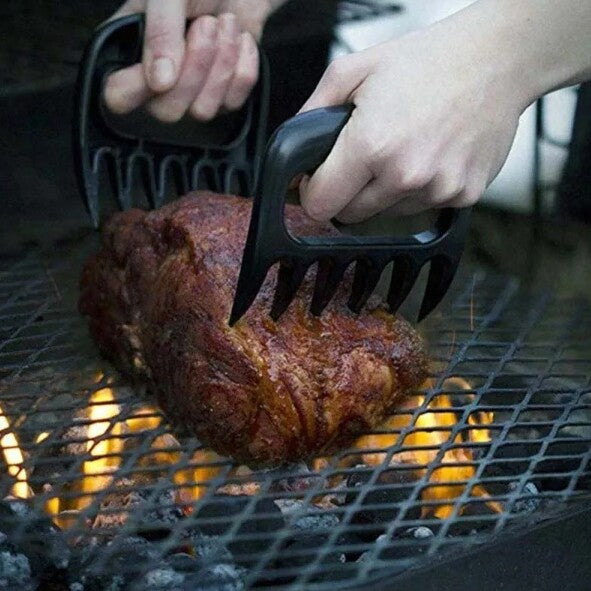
[
  {"left": 249, "top": 105, "right": 353, "bottom": 246},
  {"left": 244, "top": 104, "right": 469, "bottom": 255},
  {"left": 231, "top": 104, "right": 472, "bottom": 325},
  {"left": 74, "top": 13, "right": 268, "bottom": 227}
]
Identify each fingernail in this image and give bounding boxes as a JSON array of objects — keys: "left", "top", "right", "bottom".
[{"left": 151, "top": 57, "right": 175, "bottom": 89}]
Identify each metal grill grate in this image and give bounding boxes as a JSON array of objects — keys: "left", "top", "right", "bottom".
[{"left": 0, "top": 240, "right": 590, "bottom": 590}]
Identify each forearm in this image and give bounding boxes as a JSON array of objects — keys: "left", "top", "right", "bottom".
[
  {"left": 440, "top": 0, "right": 591, "bottom": 111},
  {"left": 268, "top": 0, "right": 290, "bottom": 9}
]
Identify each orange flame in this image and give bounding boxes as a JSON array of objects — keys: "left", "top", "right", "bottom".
[
  {"left": 354, "top": 377, "right": 500, "bottom": 518},
  {"left": 44, "top": 372, "right": 500, "bottom": 527},
  {"left": 0, "top": 404, "right": 31, "bottom": 499},
  {"left": 44, "top": 374, "right": 227, "bottom": 525}
]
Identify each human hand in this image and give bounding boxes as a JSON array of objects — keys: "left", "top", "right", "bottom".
[
  {"left": 104, "top": 0, "right": 276, "bottom": 122},
  {"left": 297, "top": 11, "right": 530, "bottom": 222}
]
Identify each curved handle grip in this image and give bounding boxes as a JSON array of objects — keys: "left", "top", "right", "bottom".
[
  {"left": 232, "top": 104, "right": 472, "bottom": 324},
  {"left": 249, "top": 105, "right": 353, "bottom": 244},
  {"left": 73, "top": 13, "right": 269, "bottom": 226},
  {"left": 247, "top": 104, "right": 468, "bottom": 253}
]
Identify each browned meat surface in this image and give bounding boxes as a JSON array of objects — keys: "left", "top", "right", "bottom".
[{"left": 79, "top": 191, "right": 428, "bottom": 466}]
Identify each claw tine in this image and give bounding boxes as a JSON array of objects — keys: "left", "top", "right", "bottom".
[
  {"left": 88, "top": 148, "right": 117, "bottom": 227},
  {"left": 387, "top": 258, "right": 422, "bottom": 315},
  {"left": 418, "top": 256, "right": 460, "bottom": 322},
  {"left": 310, "top": 259, "right": 347, "bottom": 316},
  {"left": 121, "top": 155, "right": 135, "bottom": 211},
  {"left": 142, "top": 155, "right": 158, "bottom": 209},
  {"left": 84, "top": 164, "right": 100, "bottom": 227},
  {"left": 85, "top": 191, "right": 100, "bottom": 229},
  {"left": 348, "top": 259, "right": 383, "bottom": 313},
  {"left": 229, "top": 262, "right": 270, "bottom": 326},
  {"left": 271, "top": 261, "right": 309, "bottom": 320}
]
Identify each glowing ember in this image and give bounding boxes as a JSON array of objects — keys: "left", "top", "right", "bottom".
[
  {"left": 354, "top": 377, "right": 500, "bottom": 518},
  {"left": 0, "top": 403, "right": 31, "bottom": 498}
]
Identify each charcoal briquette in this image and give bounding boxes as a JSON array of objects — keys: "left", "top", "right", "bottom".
[
  {"left": 446, "top": 502, "right": 498, "bottom": 537},
  {"left": 68, "top": 536, "right": 162, "bottom": 591},
  {"left": 509, "top": 481, "right": 541, "bottom": 514},
  {"left": 181, "top": 562, "right": 246, "bottom": 591},
  {"left": 194, "top": 495, "right": 284, "bottom": 565},
  {"left": 167, "top": 552, "right": 200, "bottom": 573},
  {"left": 274, "top": 499, "right": 340, "bottom": 532},
  {"left": 276, "top": 531, "right": 364, "bottom": 571},
  {"left": 93, "top": 482, "right": 184, "bottom": 537},
  {"left": 0, "top": 547, "right": 34, "bottom": 591},
  {"left": 131, "top": 566, "right": 185, "bottom": 590},
  {"left": 345, "top": 470, "right": 420, "bottom": 542},
  {"left": 377, "top": 535, "right": 431, "bottom": 562},
  {"left": 0, "top": 500, "right": 70, "bottom": 577},
  {"left": 189, "top": 531, "right": 233, "bottom": 566},
  {"left": 403, "top": 526, "right": 434, "bottom": 539}
]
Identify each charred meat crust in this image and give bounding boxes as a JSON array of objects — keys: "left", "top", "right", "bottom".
[{"left": 79, "top": 192, "right": 428, "bottom": 466}]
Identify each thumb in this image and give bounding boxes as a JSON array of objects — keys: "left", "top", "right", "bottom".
[
  {"left": 143, "top": 0, "right": 186, "bottom": 92},
  {"left": 299, "top": 52, "right": 369, "bottom": 113}
]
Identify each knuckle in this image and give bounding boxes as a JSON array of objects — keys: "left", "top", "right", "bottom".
[
  {"left": 323, "top": 57, "right": 348, "bottom": 86},
  {"left": 186, "top": 47, "right": 215, "bottom": 75},
  {"left": 215, "top": 46, "right": 240, "bottom": 73},
  {"left": 356, "top": 132, "right": 381, "bottom": 162},
  {"left": 145, "top": 26, "right": 176, "bottom": 53},
  {"left": 104, "top": 74, "right": 134, "bottom": 114},
  {"left": 463, "top": 186, "right": 483, "bottom": 206},
  {"left": 189, "top": 101, "right": 214, "bottom": 121},
  {"left": 148, "top": 100, "right": 184, "bottom": 123},
  {"left": 396, "top": 164, "right": 431, "bottom": 193},
  {"left": 236, "top": 67, "right": 258, "bottom": 91},
  {"left": 435, "top": 172, "right": 466, "bottom": 204}
]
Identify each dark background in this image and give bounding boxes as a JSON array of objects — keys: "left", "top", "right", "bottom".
[{"left": 1, "top": 0, "right": 590, "bottom": 298}]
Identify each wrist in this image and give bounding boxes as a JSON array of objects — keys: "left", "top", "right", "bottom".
[{"left": 455, "top": 0, "right": 591, "bottom": 111}]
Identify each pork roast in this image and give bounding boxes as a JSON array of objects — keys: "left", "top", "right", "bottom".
[{"left": 79, "top": 192, "right": 428, "bottom": 466}]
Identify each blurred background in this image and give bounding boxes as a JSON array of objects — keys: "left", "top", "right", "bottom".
[{"left": 1, "top": 0, "right": 590, "bottom": 296}]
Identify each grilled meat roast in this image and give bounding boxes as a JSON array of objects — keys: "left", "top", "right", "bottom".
[{"left": 79, "top": 192, "right": 428, "bottom": 466}]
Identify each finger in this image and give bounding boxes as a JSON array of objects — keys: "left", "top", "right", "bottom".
[
  {"left": 143, "top": 0, "right": 186, "bottom": 92},
  {"left": 378, "top": 191, "right": 432, "bottom": 218},
  {"left": 147, "top": 16, "right": 218, "bottom": 122},
  {"left": 110, "top": 0, "right": 145, "bottom": 20},
  {"left": 334, "top": 178, "right": 411, "bottom": 223},
  {"left": 104, "top": 63, "right": 152, "bottom": 114},
  {"left": 299, "top": 117, "right": 373, "bottom": 222},
  {"left": 299, "top": 52, "right": 369, "bottom": 113},
  {"left": 224, "top": 32, "right": 259, "bottom": 111},
  {"left": 190, "top": 13, "right": 241, "bottom": 120},
  {"left": 446, "top": 178, "right": 486, "bottom": 208}
]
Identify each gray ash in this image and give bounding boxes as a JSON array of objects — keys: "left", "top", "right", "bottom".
[
  {"left": 0, "top": 500, "right": 70, "bottom": 583},
  {"left": 0, "top": 546, "right": 34, "bottom": 591},
  {"left": 274, "top": 499, "right": 340, "bottom": 532},
  {"left": 68, "top": 536, "right": 161, "bottom": 591},
  {"left": 178, "top": 563, "right": 246, "bottom": 591},
  {"left": 509, "top": 481, "right": 541, "bottom": 514}
]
